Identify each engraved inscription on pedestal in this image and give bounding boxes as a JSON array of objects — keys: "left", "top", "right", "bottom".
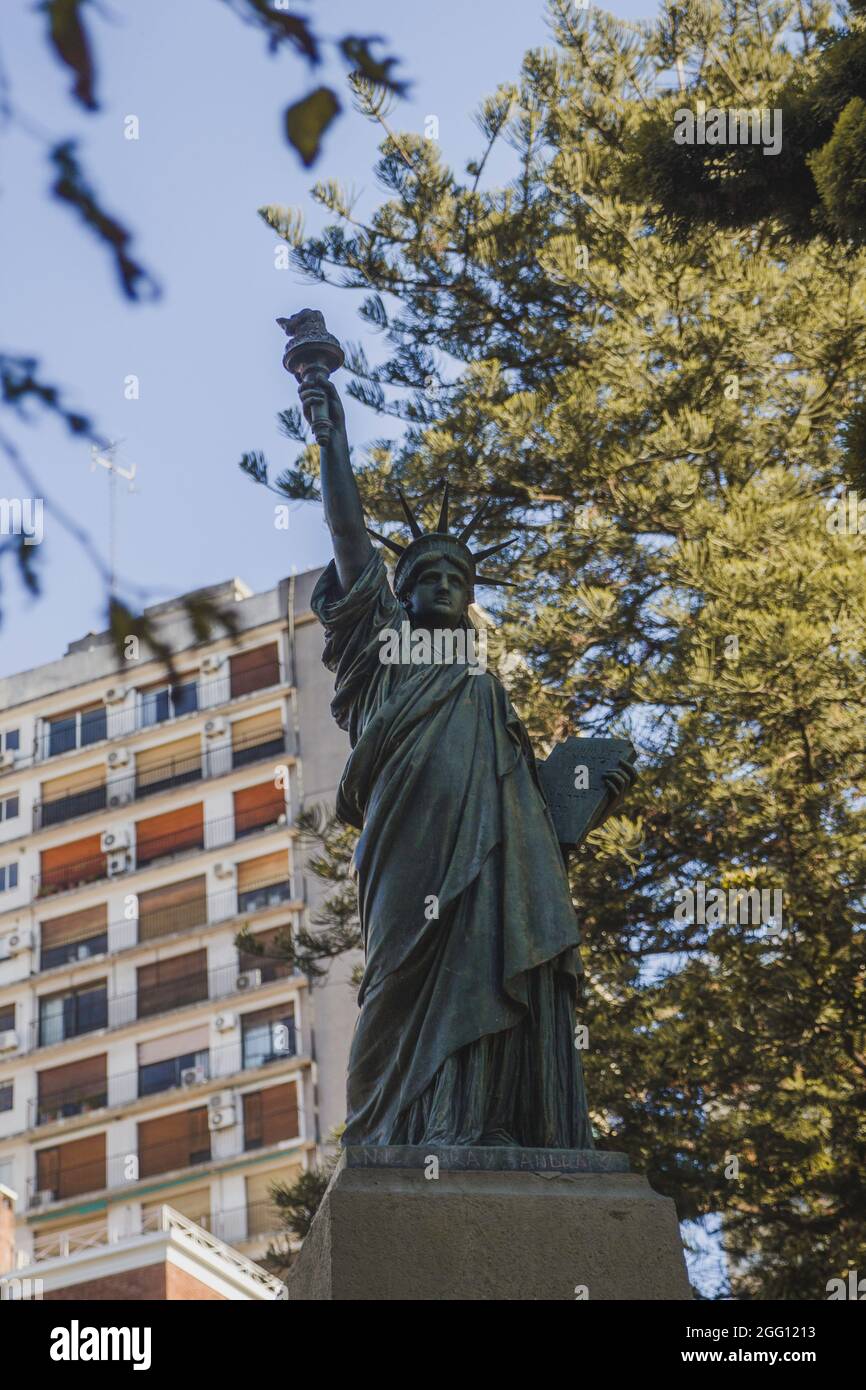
[{"left": 343, "top": 1145, "right": 630, "bottom": 1174}]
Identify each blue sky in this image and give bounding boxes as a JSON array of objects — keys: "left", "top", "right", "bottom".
[{"left": 0, "top": 0, "right": 659, "bottom": 678}]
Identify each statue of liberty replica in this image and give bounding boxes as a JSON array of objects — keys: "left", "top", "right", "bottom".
[{"left": 280, "top": 310, "right": 634, "bottom": 1154}]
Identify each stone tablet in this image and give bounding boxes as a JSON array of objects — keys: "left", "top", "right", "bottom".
[{"left": 537, "top": 736, "right": 636, "bottom": 851}]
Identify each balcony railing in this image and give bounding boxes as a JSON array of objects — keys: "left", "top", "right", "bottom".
[
  {"left": 32, "top": 656, "right": 286, "bottom": 766},
  {"left": 32, "top": 731, "right": 292, "bottom": 832},
  {"left": 38, "top": 874, "right": 301, "bottom": 972},
  {"left": 27, "top": 1204, "right": 288, "bottom": 1290},
  {"left": 26, "top": 1098, "right": 303, "bottom": 1208},
  {"left": 27, "top": 1026, "right": 300, "bottom": 1128},
  {"left": 35, "top": 801, "right": 291, "bottom": 898},
  {"left": 29, "top": 960, "right": 298, "bottom": 1052}
]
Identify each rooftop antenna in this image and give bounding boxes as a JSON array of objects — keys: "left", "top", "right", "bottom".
[{"left": 90, "top": 441, "right": 137, "bottom": 597}]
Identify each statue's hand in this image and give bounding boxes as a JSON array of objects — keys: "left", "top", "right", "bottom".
[
  {"left": 299, "top": 377, "right": 347, "bottom": 450},
  {"left": 594, "top": 758, "right": 637, "bottom": 828}
]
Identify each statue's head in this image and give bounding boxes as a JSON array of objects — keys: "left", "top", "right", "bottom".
[
  {"left": 401, "top": 550, "right": 474, "bottom": 628},
  {"left": 368, "top": 482, "right": 514, "bottom": 628}
]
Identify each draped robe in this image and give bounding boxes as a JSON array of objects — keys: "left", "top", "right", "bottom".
[{"left": 311, "top": 551, "right": 594, "bottom": 1148}]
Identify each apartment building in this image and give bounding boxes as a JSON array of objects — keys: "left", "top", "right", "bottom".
[{"left": 0, "top": 570, "right": 356, "bottom": 1278}]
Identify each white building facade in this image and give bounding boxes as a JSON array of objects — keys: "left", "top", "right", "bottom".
[{"left": 0, "top": 571, "right": 356, "bottom": 1270}]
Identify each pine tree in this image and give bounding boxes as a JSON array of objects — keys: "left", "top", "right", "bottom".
[{"left": 253, "top": 1, "right": 866, "bottom": 1298}]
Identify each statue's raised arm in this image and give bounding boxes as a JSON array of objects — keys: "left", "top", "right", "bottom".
[{"left": 278, "top": 310, "right": 373, "bottom": 595}]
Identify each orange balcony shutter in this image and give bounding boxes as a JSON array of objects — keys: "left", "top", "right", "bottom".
[
  {"left": 138, "top": 1107, "right": 209, "bottom": 1178},
  {"left": 40, "top": 834, "right": 105, "bottom": 894},
  {"left": 38, "top": 1054, "right": 107, "bottom": 1106},
  {"left": 137, "top": 949, "right": 208, "bottom": 1017},
  {"left": 230, "top": 644, "right": 280, "bottom": 698},
  {"left": 37, "top": 1132, "right": 106, "bottom": 1200},
  {"left": 233, "top": 782, "right": 285, "bottom": 836},
  {"left": 135, "top": 735, "right": 202, "bottom": 790},
  {"left": 231, "top": 708, "right": 283, "bottom": 749},
  {"left": 136, "top": 803, "right": 203, "bottom": 865},
  {"left": 40, "top": 903, "right": 107, "bottom": 952},
  {"left": 41, "top": 766, "right": 105, "bottom": 801},
  {"left": 238, "top": 927, "right": 291, "bottom": 980},
  {"left": 236, "top": 851, "right": 288, "bottom": 893},
  {"left": 137, "top": 876, "right": 207, "bottom": 941},
  {"left": 243, "top": 1082, "right": 299, "bottom": 1148}
]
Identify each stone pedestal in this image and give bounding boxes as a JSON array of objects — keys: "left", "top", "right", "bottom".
[{"left": 287, "top": 1147, "right": 691, "bottom": 1301}]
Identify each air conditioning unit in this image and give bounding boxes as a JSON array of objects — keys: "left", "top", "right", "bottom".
[
  {"left": 235, "top": 969, "right": 262, "bottom": 992},
  {"left": 208, "top": 1106, "right": 236, "bottom": 1132},
  {"left": 104, "top": 686, "right": 127, "bottom": 704},
  {"left": 0, "top": 750, "right": 16, "bottom": 770},
  {"left": 107, "top": 748, "right": 129, "bottom": 768},
  {"left": 201, "top": 654, "right": 225, "bottom": 674},
  {"left": 0, "top": 1029, "right": 19, "bottom": 1053},
  {"left": 100, "top": 827, "right": 131, "bottom": 852},
  {"left": 214, "top": 1012, "right": 237, "bottom": 1033},
  {"left": 208, "top": 1091, "right": 233, "bottom": 1112},
  {"left": 213, "top": 862, "right": 235, "bottom": 880},
  {"left": 31, "top": 1190, "right": 55, "bottom": 1209},
  {"left": 6, "top": 930, "right": 33, "bottom": 955},
  {"left": 107, "top": 791, "right": 132, "bottom": 809},
  {"left": 107, "top": 851, "right": 130, "bottom": 878},
  {"left": 204, "top": 718, "right": 226, "bottom": 738},
  {"left": 180, "top": 1066, "right": 206, "bottom": 1088}
]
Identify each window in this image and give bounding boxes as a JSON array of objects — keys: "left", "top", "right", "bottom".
[
  {"left": 233, "top": 782, "right": 285, "bottom": 838},
  {"left": 139, "top": 679, "right": 198, "bottom": 728},
  {"left": 139, "top": 1050, "right": 209, "bottom": 1097},
  {"left": 0, "top": 1005, "right": 14, "bottom": 1033},
  {"left": 39, "top": 833, "right": 106, "bottom": 895},
  {"left": 230, "top": 709, "right": 284, "bottom": 769},
  {"left": 137, "top": 1024, "right": 210, "bottom": 1097},
  {"left": 40, "top": 904, "right": 108, "bottom": 971},
  {"left": 0, "top": 1081, "right": 12, "bottom": 1113},
  {"left": 40, "top": 768, "right": 106, "bottom": 828},
  {"left": 135, "top": 735, "right": 201, "bottom": 798},
  {"left": 46, "top": 706, "right": 106, "bottom": 757},
  {"left": 229, "top": 644, "right": 280, "bottom": 699},
  {"left": 38, "top": 983, "right": 108, "bottom": 1046},
  {"left": 242, "top": 1004, "right": 296, "bottom": 1070},
  {"left": 138, "top": 1107, "right": 210, "bottom": 1178},
  {"left": 236, "top": 851, "right": 292, "bottom": 914},
  {"left": 135, "top": 803, "right": 204, "bottom": 869},
  {"left": 137, "top": 950, "right": 208, "bottom": 1019},
  {"left": 0, "top": 863, "right": 18, "bottom": 893},
  {"left": 36, "top": 1132, "right": 105, "bottom": 1201},
  {"left": 242, "top": 1082, "right": 299, "bottom": 1151},
  {"left": 0, "top": 794, "right": 19, "bottom": 822},
  {"left": 1, "top": 729, "right": 19, "bottom": 753},
  {"left": 37, "top": 1055, "right": 107, "bottom": 1125},
  {"left": 137, "top": 876, "right": 207, "bottom": 942},
  {"left": 238, "top": 927, "right": 292, "bottom": 984}
]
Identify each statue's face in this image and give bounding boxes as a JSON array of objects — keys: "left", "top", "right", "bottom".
[{"left": 405, "top": 558, "right": 471, "bottom": 628}]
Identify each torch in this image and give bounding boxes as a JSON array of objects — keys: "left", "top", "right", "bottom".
[{"left": 277, "top": 309, "right": 345, "bottom": 448}]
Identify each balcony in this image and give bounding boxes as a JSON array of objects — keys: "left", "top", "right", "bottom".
[
  {"left": 26, "top": 1026, "right": 300, "bottom": 1130},
  {"left": 32, "top": 651, "right": 285, "bottom": 767},
  {"left": 35, "top": 800, "right": 290, "bottom": 898},
  {"left": 26, "top": 1095, "right": 303, "bottom": 1208},
  {"left": 36, "top": 873, "right": 302, "bottom": 972},
  {"left": 29, "top": 961, "right": 299, "bottom": 1053},
  {"left": 28, "top": 1204, "right": 289, "bottom": 1285},
  {"left": 32, "top": 729, "right": 292, "bottom": 832}
]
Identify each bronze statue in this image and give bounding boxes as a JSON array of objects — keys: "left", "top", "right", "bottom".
[{"left": 280, "top": 310, "right": 635, "bottom": 1150}]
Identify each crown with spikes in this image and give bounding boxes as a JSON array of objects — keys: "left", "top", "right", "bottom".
[{"left": 366, "top": 482, "right": 516, "bottom": 600}]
